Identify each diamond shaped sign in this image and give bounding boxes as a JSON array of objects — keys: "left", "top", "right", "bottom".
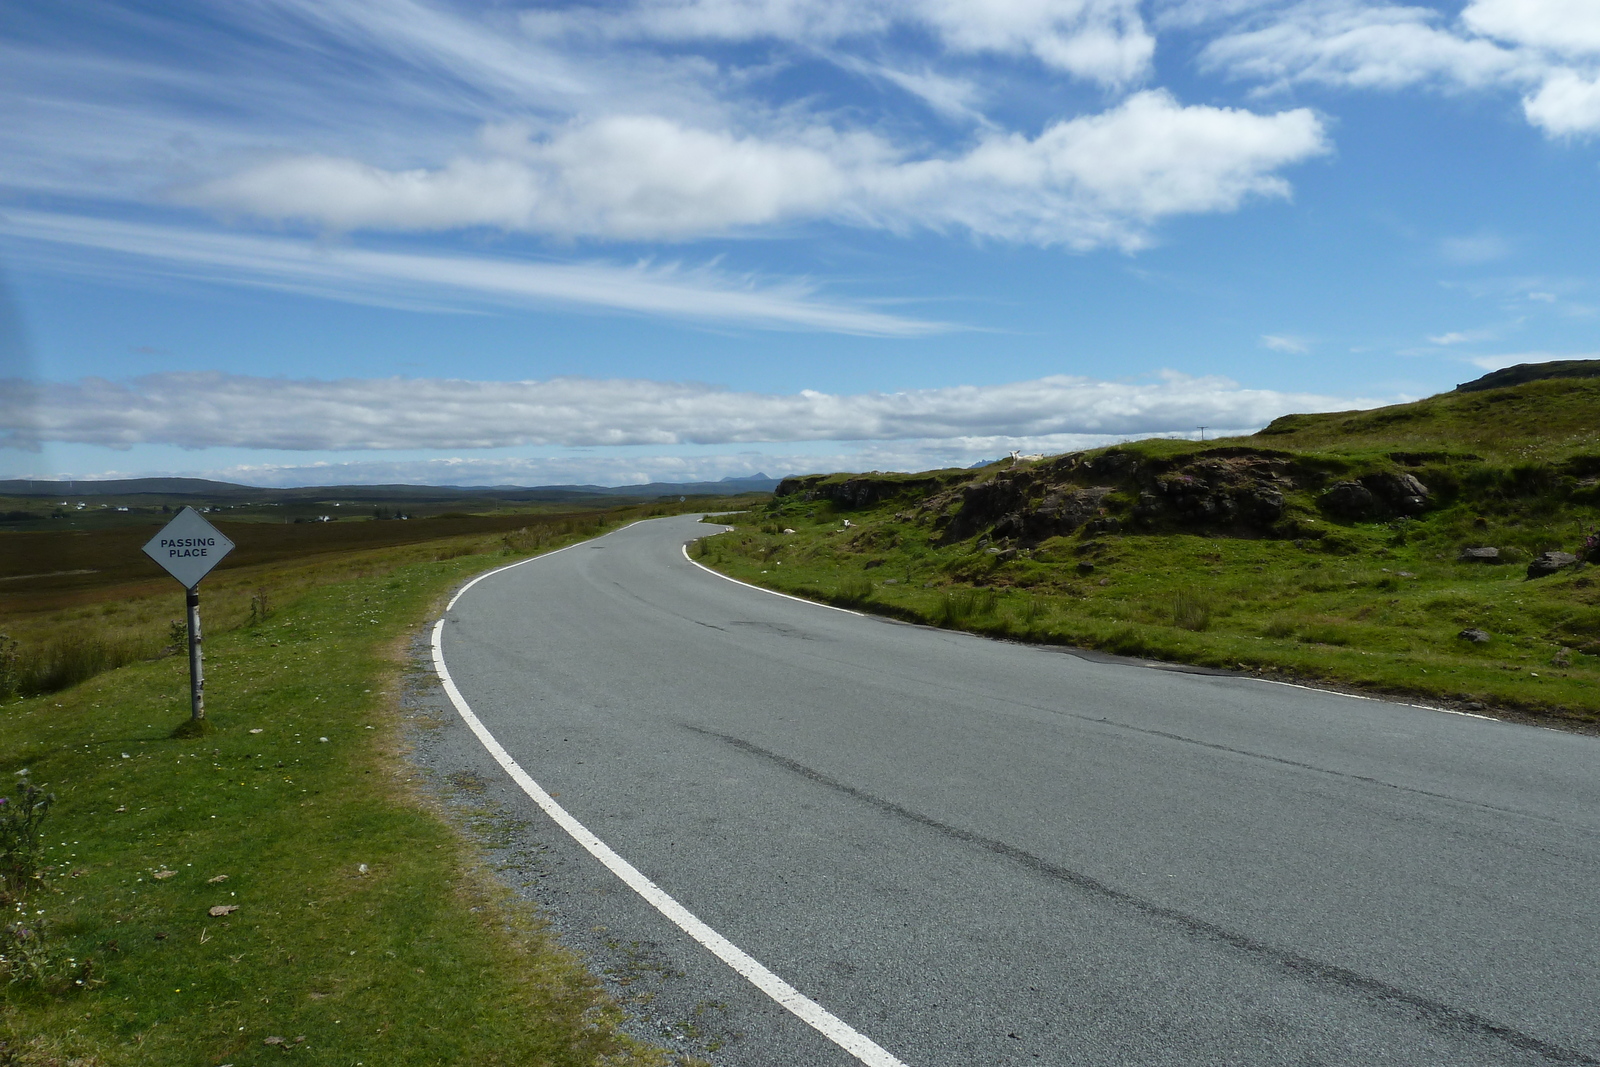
[{"left": 142, "top": 507, "right": 235, "bottom": 589}]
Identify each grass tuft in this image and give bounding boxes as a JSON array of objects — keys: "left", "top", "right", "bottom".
[{"left": 1171, "top": 588, "right": 1212, "bottom": 632}]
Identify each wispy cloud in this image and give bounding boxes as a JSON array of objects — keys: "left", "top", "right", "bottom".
[
  {"left": 1440, "top": 232, "right": 1512, "bottom": 265},
  {"left": 3, "top": 1, "right": 1330, "bottom": 253},
  {"left": 1199, "top": 0, "right": 1600, "bottom": 137},
  {"left": 3, "top": 370, "right": 1377, "bottom": 453},
  {"left": 526, "top": 0, "right": 1157, "bottom": 86},
  {"left": 1427, "top": 327, "right": 1496, "bottom": 345},
  {"left": 0, "top": 211, "right": 946, "bottom": 336},
  {"left": 1261, "top": 333, "right": 1309, "bottom": 354}
]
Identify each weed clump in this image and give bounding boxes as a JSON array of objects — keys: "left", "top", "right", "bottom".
[
  {"left": 0, "top": 775, "right": 96, "bottom": 993},
  {"left": 0, "top": 636, "right": 17, "bottom": 702}
]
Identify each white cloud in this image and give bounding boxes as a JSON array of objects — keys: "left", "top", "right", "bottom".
[
  {"left": 1427, "top": 328, "right": 1494, "bottom": 345},
  {"left": 21, "top": 430, "right": 1266, "bottom": 488},
  {"left": 3, "top": 370, "right": 1373, "bottom": 453},
  {"left": 1522, "top": 69, "right": 1600, "bottom": 137},
  {"left": 1462, "top": 0, "right": 1600, "bottom": 58},
  {"left": 1261, "top": 333, "right": 1309, "bottom": 353},
  {"left": 0, "top": 211, "right": 945, "bottom": 336},
  {"left": 187, "top": 118, "right": 868, "bottom": 240},
  {"left": 186, "top": 93, "right": 1328, "bottom": 249},
  {"left": 1200, "top": 0, "right": 1600, "bottom": 136},
  {"left": 533, "top": 0, "right": 1156, "bottom": 85}
]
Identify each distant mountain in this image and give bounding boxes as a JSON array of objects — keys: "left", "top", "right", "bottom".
[{"left": 0, "top": 474, "right": 782, "bottom": 500}]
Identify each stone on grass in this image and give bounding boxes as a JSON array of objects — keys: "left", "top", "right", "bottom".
[
  {"left": 1527, "top": 551, "right": 1579, "bottom": 579},
  {"left": 1458, "top": 547, "right": 1501, "bottom": 563},
  {"left": 209, "top": 904, "right": 240, "bottom": 917},
  {"left": 1458, "top": 628, "right": 1492, "bottom": 644}
]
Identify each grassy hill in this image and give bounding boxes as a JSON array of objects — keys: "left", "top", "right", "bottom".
[
  {"left": 1251, "top": 372, "right": 1600, "bottom": 463},
  {"left": 695, "top": 365, "right": 1600, "bottom": 726}
]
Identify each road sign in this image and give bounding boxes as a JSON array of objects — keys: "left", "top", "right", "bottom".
[
  {"left": 143, "top": 507, "right": 234, "bottom": 589},
  {"left": 143, "top": 507, "right": 234, "bottom": 730}
]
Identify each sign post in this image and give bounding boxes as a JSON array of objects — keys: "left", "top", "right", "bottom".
[{"left": 142, "top": 508, "right": 235, "bottom": 734}]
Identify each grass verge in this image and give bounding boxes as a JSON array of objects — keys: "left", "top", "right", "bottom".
[
  {"left": 694, "top": 507, "right": 1600, "bottom": 728},
  {"left": 1, "top": 532, "right": 690, "bottom": 1065}
]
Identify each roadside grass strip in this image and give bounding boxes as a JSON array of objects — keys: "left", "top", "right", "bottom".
[{"left": 0, "top": 547, "right": 679, "bottom": 1066}]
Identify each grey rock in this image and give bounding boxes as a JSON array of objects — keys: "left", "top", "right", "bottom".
[
  {"left": 1458, "top": 546, "right": 1501, "bottom": 563},
  {"left": 1365, "top": 471, "right": 1432, "bottom": 515},
  {"left": 1527, "top": 551, "right": 1580, "bottom": 579},
  {"left": 1458, "top": 628, "right": 1492, "bottom": 644},
  {"left": 1320, "top": 481, "right": 1380, "bottom": 520}
]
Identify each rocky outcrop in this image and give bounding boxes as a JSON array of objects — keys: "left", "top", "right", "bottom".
[
  {"left": 775, "top": 473, "right": 950, "bottom": 509},
  {"left": 1319, "top": 471, "right": 1430, "bottom": 520},
  {"left": 788, "top": 445, "right": 1438, "bottom": 548},
  {"left": 931, "top": 448, "right": 1306, "bottom": 545}
]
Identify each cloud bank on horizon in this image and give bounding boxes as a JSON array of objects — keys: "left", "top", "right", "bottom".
[
  {"left": 3, "top": 0, "right": 1599, "bottom": 485},
  {"left": 3, "top": 370, "right": 1369, "bottom": 452}
]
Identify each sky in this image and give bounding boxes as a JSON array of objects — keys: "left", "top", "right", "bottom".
[{"left": 2, "top": 0, "right": 1598, "bottom": 488}]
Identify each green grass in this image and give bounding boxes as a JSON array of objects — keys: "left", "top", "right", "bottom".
[
  {"left": 0, "top": 537, "right": 690, "bottom": 1065},
  {"left": 699, "top": 502, "right": 1600, "bottom": 725},
  {"left": 1235, "top": 377, "right": 1600, "bottom": 464}
]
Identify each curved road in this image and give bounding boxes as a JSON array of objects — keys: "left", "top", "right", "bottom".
[{"left": 435, "top": 515, "right": 1600, "bottom": 1066}]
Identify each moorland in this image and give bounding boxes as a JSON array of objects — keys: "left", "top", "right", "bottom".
[{"left": 694, "top": 362, "right": 1600, "bottom": 727}]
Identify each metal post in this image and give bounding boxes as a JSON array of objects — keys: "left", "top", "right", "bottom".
[{"left": 186, "top": 586, "right": 205, "bottom": 722}]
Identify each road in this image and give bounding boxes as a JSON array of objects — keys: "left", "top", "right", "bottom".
[{"left": 432, "top": 514, "right": 1600, "bottom": 1066}]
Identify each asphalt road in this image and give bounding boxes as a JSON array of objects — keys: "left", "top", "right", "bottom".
[{"left": 435, "top": 514, "right": 1600, "bottom": 1066}]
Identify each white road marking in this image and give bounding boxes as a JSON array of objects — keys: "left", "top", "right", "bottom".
[
  {"left": 682, "top": 540, "right": 868, "bottom": 617},
  {"left": 434, "top": 528, "right": 909, "bottom": 1067}
]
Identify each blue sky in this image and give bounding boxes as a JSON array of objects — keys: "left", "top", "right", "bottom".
[{"left": 2, "top": 0, "right": 1598, "bottom": 487}]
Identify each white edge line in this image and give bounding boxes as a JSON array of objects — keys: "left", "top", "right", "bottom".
[
  {"left": 432, "top": 526, "right": 908, "bottom": 1067},
  {"left": 686, "top": 530, "right": 1504, "bottom": 725},
  {"left": 682, "top": 537, "right": 867, "bottom": 617}
]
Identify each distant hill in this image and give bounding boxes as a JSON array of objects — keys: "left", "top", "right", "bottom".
[{"left": 0, "top": 473, "right": 780, "bottom": 500}]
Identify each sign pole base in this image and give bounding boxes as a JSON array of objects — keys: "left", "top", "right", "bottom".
[{"left": 171, "top": 586, "right": 213, "bottom": 739}]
